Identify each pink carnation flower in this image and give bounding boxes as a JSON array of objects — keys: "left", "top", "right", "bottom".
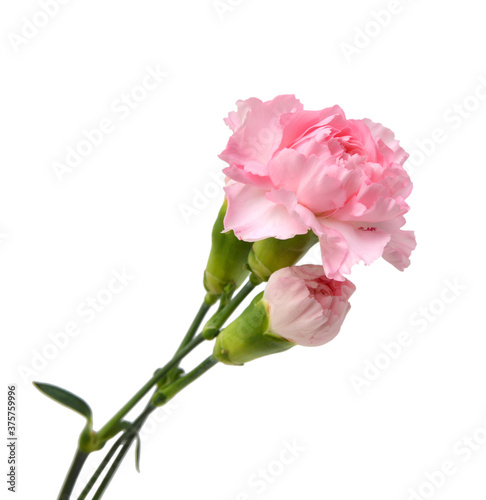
[
  {"left": 263, "top": 265, "right": 356, "bottom": 347},
  {"left": 221, "top": 95, "right": 416, "bottom": 280}
]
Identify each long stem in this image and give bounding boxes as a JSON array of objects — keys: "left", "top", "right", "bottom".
[
  {"left": 203, "top": 279, "right": 258, "bottom": 338},
  {"left": 164, "top": 299, "right": 212, "bottom": 384},
  {"left": 76, "top": 434, "right": 126, "bottom": 500},
  {"left": 91, "top": 405, "right": 155, "bottom": 500},
  {"left": 73, "top": 281, "right": 255, "bottom": 498},
  {"left": 78, "top": 403, "right": 155, "bottom": 500},
  {"left": 66, "top": 283, "right": 251, "bottom": 498},
  {"left": 59, "top": 299, "right": 213, "bottom": 500},
  {"left": 57, "top": 449, "right": 89, "bottom": 500},
  {"left": 91, "top": 357, "right": 218, "bottom": 500},
  {"left": 158, "top": 356, "right": 219, "bottom": 402},
  {"left": 78, "top": 300, "right": 210, "bottom": 500},
  {"left": 177, "top": 300, "right": 211, "bottom": 350},
  {"left": 98, "top": 297, "right": 212, "bottom": 443},
  {"left": 97, "top": 334, "right": 205, "bottom": 442},
  {"left": 215, "top": 279, "right": 257, "bottom": 326}
]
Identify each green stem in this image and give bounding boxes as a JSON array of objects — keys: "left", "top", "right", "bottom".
[
  {"left": 97, "top": 334, "right": 205, "bottom": 442},
  {"left": 154, "top": 355, "right": 219, "bottom": 404},
  {"left": 57, "top": 449, "right": 89, "bottom": 500},
  {"left": 76, "top": 433, "right": 126, "bottom": 500},
  {"left": 91, "top": 357, "right": 218, "bottom": 500},
  {"left": 164, "top": 299, "right": 212, "bottom": 384},
  {"left": 177, "top": 300, "right": 212, "bottom": 351},
  {"left": 91, "top": 405, "right": 155, "bottom": 500},
  {"left": 203, "top": 279, "right": 258, "bottom": 339},
  {"left": 65, "top": 299, "right": 213, "bottom": 499},
  {"left": 69, "top": 284, "right": 248, "bottom": 498},
  {"left": 98, "top": 298, "right": 211, "bottom": 443}
]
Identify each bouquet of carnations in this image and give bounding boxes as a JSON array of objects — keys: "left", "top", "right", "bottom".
[{"left": 35, "top": 95, "right": 415, "bottom": 499}]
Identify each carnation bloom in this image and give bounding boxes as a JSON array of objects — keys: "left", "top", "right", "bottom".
[
  {"left": 221, "top": 95, "right": 416, "bottom": 280},
  {"left": 263, "top": 265, "right": 355, "bottom": 347}
]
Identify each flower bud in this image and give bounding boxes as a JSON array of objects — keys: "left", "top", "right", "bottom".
[
  {"left": 212, "top": 292, "right": 294, "bottom": 365},
  {"left": 263, "top": 265, "right": 355, "bottom": 346},
  {"left": 204, "top": 200, "right": 253, "bottom": 297},
  {"left": 247, "top": 231, "right": 318, "bottom": 282},
  {"left": 213, "top": 265, "right": 355, "bottom": 365}
]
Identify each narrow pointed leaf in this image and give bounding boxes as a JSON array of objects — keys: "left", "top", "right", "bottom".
[
  {"left": 135, "top": 433, "right": 142, "bottom": 473},
  {"left": 33, "top": 382, "right": 92, "bottom": 422}
]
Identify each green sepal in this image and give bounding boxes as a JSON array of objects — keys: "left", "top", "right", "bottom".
[
  {"left": 204, "top": 200, "right": 253, "bottom": 295},
  {"left": 248, "top": 231, "right": 318, "bottom": 282},
  {"left": 213, "top": 293, "right": 294, "bottom": 365}
]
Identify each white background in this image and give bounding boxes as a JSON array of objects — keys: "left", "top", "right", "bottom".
[{"left": 1, "top": 1, "right": 485, "bottom": 499}]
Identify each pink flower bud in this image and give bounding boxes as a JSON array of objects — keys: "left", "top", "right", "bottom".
[{"left": 263, "top": 265, "right": 356, "bottom": 347}]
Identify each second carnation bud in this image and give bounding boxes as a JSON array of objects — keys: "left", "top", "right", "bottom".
[{"left": 213, "top": 265, "right": 356, "bottom": 365}]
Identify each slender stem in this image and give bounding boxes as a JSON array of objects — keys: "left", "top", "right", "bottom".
[
  {"left": 98, "top": 298, "right": 212, "bottom": 442},
  {"left": 164, "top": 299, "right": 212, "bottom": 384},
  {"left": 177, "top": 300, "right": 211, "bottom": 351},
  {"left": 158, "top": 356, "right": 218, "bottom": 402},
  {"left": 76, "top": 433, "right": 126, "bottom": 500},
  {"left": 90, "top": 357, "right": 219, "bottom": 500},
  {"left": 62, "top": 299, "right": 213, "bottom": 499},
  {"left": 203, "top": 279, "right": 258, "bottom": 338},
  {"left": 57, "top": 449, "right": 89, "bottom": 500},
  {"left": 97, "top": 334, "right": 205, "bottom": 442},
  {"left": 91, "top": 405, "right": 155, "bottom": 500},
  {"left": 216, "top": 279, "right": 257, "bottom": 325}
]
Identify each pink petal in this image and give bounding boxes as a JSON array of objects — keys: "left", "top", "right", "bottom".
[
  {"left": 267, "top": 149, "right": 348, "bottom": 214},
  {"left": 279, "top": 106, "right": 347, "bottom": 151},
  {"left": 318, "top": 220, "right": 391, "bottom": 280},
  {"left": 223, "top": 165, "right": 273, "bottom": 190},
  {"left": 362, "top": 118, "right": 409, "bottom": 167},
  {"left": 220, "top": 95, "right": 303, "bottom": 170},
  {"left": 224, "top": 182, "right": 308, "bottom": 241},
  {"left": 383, "top": 229, "right": 417, "bottom": 271}
]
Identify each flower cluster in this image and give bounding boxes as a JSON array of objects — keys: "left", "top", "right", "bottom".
[
  {"left": 207, "top": 95, "right": 415, "bottom": 362},
  {"left": 39, "top": 95, "right": 417, "bottom": 499}
]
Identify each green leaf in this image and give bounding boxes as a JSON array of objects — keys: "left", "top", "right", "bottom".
[
  {"left": 134, "top": 433, "right": 142, "bottom": 473},
  {"left": 33, "top": 382, "right": 92, "bottom": 423}
]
